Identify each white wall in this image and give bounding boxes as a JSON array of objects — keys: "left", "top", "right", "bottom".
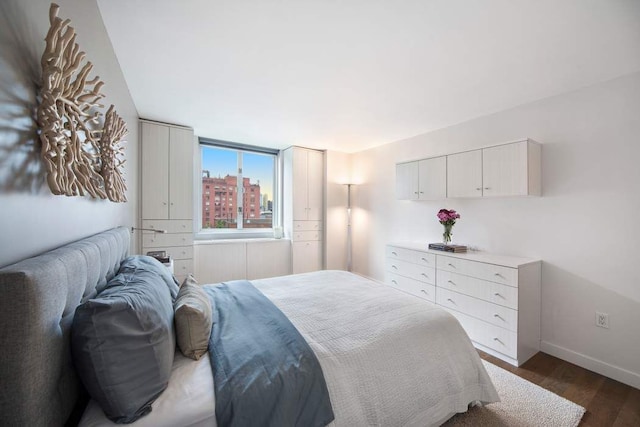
[
  {"left": 350, "top": 71, "right": 640, "bottom": 388},
  {"left": 0, "top": 0, "right": 139, "bottom": 267}
]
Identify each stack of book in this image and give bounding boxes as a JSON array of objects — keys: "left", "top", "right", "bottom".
[
  {"left": 428, "top": 243, "right": 468, "bottom": 253},
  {"left": 147, "top": 250, "right": 171, "bottom": 264}
]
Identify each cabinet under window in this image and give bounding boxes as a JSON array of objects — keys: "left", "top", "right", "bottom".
[{"left": 199, "top": 138, "right": 278, "bottom": 233}]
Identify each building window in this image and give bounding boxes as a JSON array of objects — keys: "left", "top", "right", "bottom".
[{"left": 199, "top": 138, "right": 278, "bottom": 235}]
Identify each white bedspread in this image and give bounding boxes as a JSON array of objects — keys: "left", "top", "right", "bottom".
[{"left": 80, "top": 270, "right": 498, "bottom": 427}]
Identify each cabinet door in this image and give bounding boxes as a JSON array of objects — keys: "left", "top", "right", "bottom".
[
  {"left": 141, "top": 122, "right": 170, "bottom": 219},
  {"left": 246, "top": 240, "right": 292, "bottom": 279},
  {"left": 306, "top": 149, "right": 324, "bottom": 221},
  {"left": 396, "top": 162, "right": 419, "bottom": 200},
  {"left": 447, "top": 150, "right": 482, "bottom": 198},
  {"left": 292, "top": 241, "right": 322, "bottom": 274},
  {"left": 482, "top": 141, "right": 528, "bottom": 197},
  {"left": 168, "top": 127, "right": 194, "bottom": 219},
  {"left": 292, "top": 149, "right": 308, "bottom": 220},
  {"left": 418, "top": 156, "right": 446, "bottom": 200}
]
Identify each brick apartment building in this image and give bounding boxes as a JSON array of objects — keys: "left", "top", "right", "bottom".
[{"left": 202, "top": 172, "right": 266, "bottom": 228}]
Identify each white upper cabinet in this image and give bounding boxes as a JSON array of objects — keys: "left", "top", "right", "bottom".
[
  {"left": 291, "top": 148, "right": 324, "bottom": 221},
  {"left": 483, "top": 140, "right": 541, "bottom": 197},
  {"left": 447, "top": 150, "right": 483, "bottom": 198},
  {"left": 141, "top": 121, "right": 194, "bottom": 219},
  {"left": 396, "top": 156, "right": 446, "bottom": 200},
  {"left": 399, "top": 139, "right": 541, "bottom": 200},
  {"left": 396, "top": 162, "right": 419, "bottom": 200},
  {"left": 306, "top": 149, "right": 324, "bottom": 221}
]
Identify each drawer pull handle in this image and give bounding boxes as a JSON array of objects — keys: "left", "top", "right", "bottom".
[
  {"left": 447, "top": 298, "right": 455, "bottom": 303},
  {"left": 421, "top": 273, "right": 428, "bottom": 278},
  {"left": 494, "top": 273, "right": 504, "bottom": 278},
  {"left": 392, "top": 251, "right": 398, "bottom": 256},
  {"left": 448, "top": 263, "right": 456, "bottom": 268},
  {"left": 391, "top": 265, "right": 398, "bottom": 270},
  {"left": 421, "top": 257, "right": 428, "bottom": 262},
  {"left": 391, "top": 280, "right": 398, "bottom": 285},
  {"left": 476, "top": 187, "right": 482, "bottom": 191},
  {"left": 484, "top": 187, "right": 490, "bottom": 190},
  {"left": 448, "top": 280, "right": 456, "bottom": 285},
  {"left": 493, "top": 337, "right": 504, "bottom": 344},
  {"left": 421, "top": 290, "right": 428, "bottom": 294},
  {"left": 493, "top": 314, "right": 504, "bottom": 321},
  {"left": 494, "top": 292, "right": 503, "bottom": 298}
]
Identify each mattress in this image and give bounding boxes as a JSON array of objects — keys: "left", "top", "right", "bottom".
[{"left": 80, "top": 270, "right": 498, "bottom": 426}]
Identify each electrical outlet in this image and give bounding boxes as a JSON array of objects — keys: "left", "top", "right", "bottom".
[{"left": 595, "top": 312, "right": 609, "bottom": 329}]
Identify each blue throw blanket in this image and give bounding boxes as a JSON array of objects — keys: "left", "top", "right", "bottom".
[{"left": 204, "top": 281, "right": 334, "bottom": 427}]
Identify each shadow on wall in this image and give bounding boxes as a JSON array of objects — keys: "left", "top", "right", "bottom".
[
  {"left": 541, "top": 261, "right": 640, "bottom": 379},
  {"left": 0, "top": 1, "right": 45, "bottom": 194}
]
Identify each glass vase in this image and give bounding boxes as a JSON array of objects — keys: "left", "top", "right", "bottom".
[{"left": 443, "top": 224, "right": 453, "bottom": 245}]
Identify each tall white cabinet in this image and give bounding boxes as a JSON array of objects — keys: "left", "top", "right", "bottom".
[
  {"left": 283, "top": 147, "right": 325, "bottom": 274},
  {"left": 140, "top": 120, "right": 194, "bottom": 283}
]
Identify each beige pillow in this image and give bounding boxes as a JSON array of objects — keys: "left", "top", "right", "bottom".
[{"left": 174, "top": 275, "right": 213, "bottom": 360}]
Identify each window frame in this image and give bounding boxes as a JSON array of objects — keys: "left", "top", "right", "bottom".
[{"left": 196, "top": 137, "right": 280, "bottom": 240}]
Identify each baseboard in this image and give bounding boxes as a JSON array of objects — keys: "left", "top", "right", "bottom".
[{"left": 540, "top": 341, "right": 640, "bottom": 390}]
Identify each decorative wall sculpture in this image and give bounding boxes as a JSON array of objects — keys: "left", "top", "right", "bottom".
[{"left": 37, "top": 3, "right": 128, "bottom": 202}]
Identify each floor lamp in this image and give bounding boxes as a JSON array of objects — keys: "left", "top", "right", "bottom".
[{"left": 345, "top": 184, "right": 353, "bottom": 272}]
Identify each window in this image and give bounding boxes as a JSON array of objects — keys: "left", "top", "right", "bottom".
[{"left": 199, "top": 138, "right": 278, "bottom": 236}]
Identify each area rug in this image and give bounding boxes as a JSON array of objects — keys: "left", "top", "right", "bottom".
[{"left": 445, "top": 361, "right": 586, "bottom": 426}]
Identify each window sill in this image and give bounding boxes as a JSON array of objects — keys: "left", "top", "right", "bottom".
[{"left": 194, "top": 237, "right": 290, "bottom": 245}]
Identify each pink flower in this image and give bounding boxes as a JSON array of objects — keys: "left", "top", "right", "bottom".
[{"left": 437, "top": 208, "right": 460, "bottom": 225}]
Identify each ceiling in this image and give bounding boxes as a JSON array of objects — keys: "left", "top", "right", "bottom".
[{"left": 97, "top": 0, "right": 640, "bottom": 153}]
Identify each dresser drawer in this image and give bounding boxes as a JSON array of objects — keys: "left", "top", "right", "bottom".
[
  {"left": 386, "top": 246, "right": 436, "bottom": 267},
  {"left": 293, "top": 230, "right": 322, "bottom": 241},
  {"left": 387, "top": 272, "right": 435, "bottom": 303},
  {"left": 143, "top": 246, "right": 194, "bottom": 261},
  {"left": 436, "top": 288, "right": 518, "bottom": 332},
  {"left": 143, "top": 233, "right": 193, "bottom": 248},
  {"left": 443, "top": 308, "right": 517, "bottom": 359},
  {"left": 386, "top": 258, "right": 435, "bottom": 284},
  {"left": 437, "top": 255, "right": 518, "bottom": 287},
  {"left": 293, "top": 221, "right": 322, "bottom": 231},
  {"left": 437, "top": 270, "right": 518, "bottom": 310},
  {"left": 142, "top": 220, "right": 192, "bottom": 234}
]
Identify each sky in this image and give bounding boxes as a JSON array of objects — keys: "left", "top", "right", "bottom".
[{"left": 201, "top": 146, "right": 274, "bottom": 200}]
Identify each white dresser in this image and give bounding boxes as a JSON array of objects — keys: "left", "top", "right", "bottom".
[{"left": 386, "top": 244, "right": 541, "bottom": 366}]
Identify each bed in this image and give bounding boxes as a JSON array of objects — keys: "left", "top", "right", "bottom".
[{"left": 0, "top": 227, "right": 498, "bottom": 427}]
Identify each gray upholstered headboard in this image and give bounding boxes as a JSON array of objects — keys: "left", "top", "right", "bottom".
[{"left": 0, "top": 227, "right": 130, "bottom": 426}]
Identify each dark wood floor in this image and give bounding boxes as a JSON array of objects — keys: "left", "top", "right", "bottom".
[{"left": 478, "top": 351, "right": 640, "bottom": 426}]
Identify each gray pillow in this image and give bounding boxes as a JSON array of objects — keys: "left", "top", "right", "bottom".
[
  {"left": 118, "top": 255, "right": 180, "bottom": 301},
  {"left": 71, "top": 256, "right": 176, "bottom": 424},
  {"left": 175, "top": 275, "right": 213, "bottom": 360}
]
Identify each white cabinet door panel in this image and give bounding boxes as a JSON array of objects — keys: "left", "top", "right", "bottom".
[
  {"left": 447, "top": 150, "right": 482, "bottom": 198},
  {"left": 168, "top": 127, "right": 194, "bottom": 219},
  {"left": 483, "top": 141, "right": 528, "bottom": 197},
  {"left": 396, "top": 162, "right": 419, "bottom": 200},
  {"left": 292, "top": 149, "right": 308, "bottom": 220},
  {"left": 246, "top": 240, "right": 292, "bottom": 279},
  {"left": 292, "top": 241, "right": 322, "bottom": 274},
  {"left": 307, "top": 149, "right": 324, "bottom": 221},
  {"left": 418, "top": 156, "right": 446, "bottom": 200},
  {"left": 141, "top": 122, "right": 170, "bottom": 219}
]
